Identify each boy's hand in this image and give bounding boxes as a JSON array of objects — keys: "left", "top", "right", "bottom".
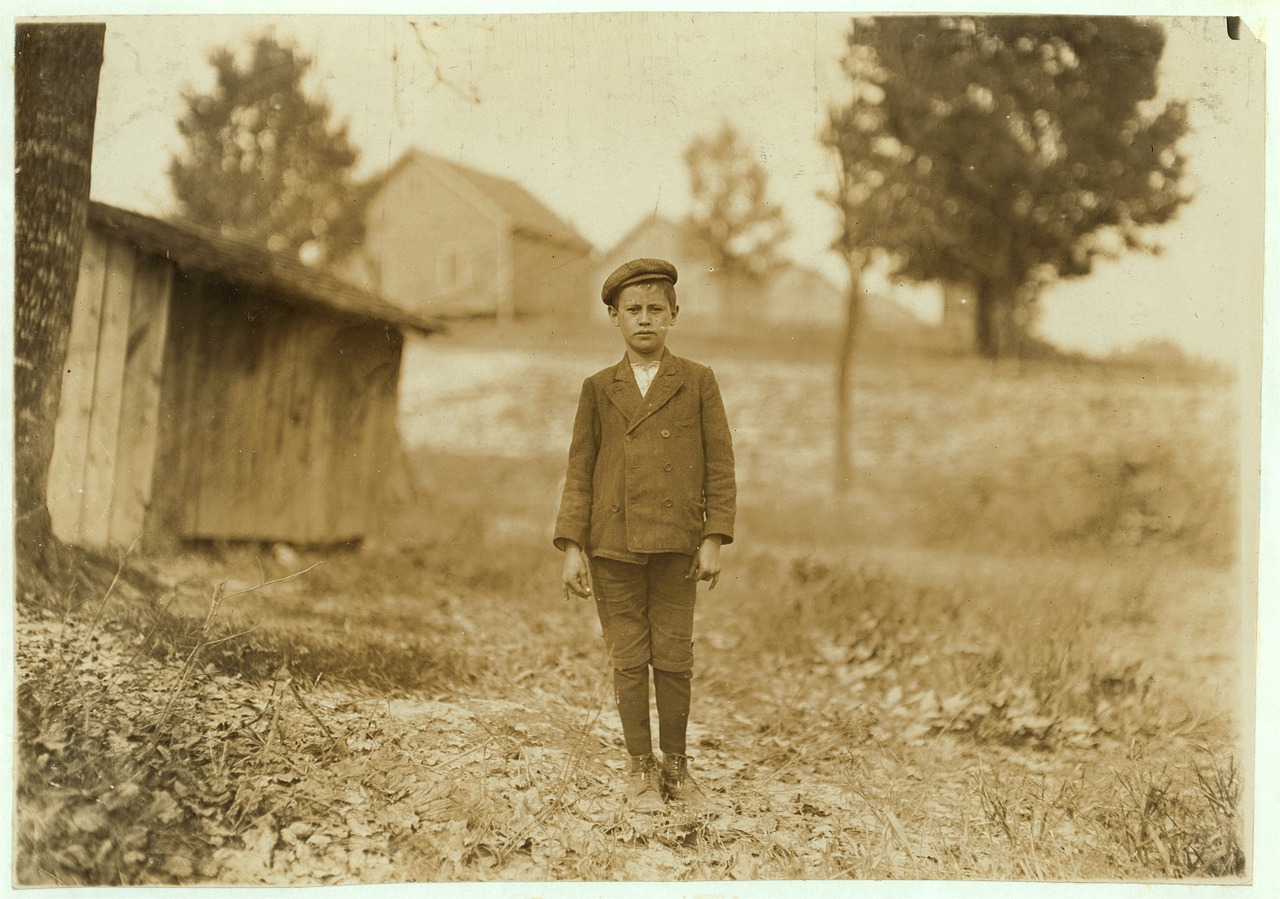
[
  {"left": 687, "top": 536, "right": 723, "bottom": 590},
  {"left": 561, "top": 544, "right": 592, "bottom": 600}
]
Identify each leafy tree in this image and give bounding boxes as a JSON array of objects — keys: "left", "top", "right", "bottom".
[
  {"left": 683, "top": 122, "right": 791, "bottom": 282},
  {"left": 825, "top": 16, "right": 1190, "bottom": 360},
  {"left": 168, "top": 35, "right": 366, "bottom": 265},
  {"left": 15, "top": 22, "right": 106, "bottom": 597}
]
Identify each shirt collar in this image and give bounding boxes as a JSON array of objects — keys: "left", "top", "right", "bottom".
[{"left": 625, "top": 347, "right": 666, "bottom": 368}]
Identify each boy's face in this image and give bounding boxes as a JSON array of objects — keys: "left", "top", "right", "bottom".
[{"left": 609, "top": 284, "right": 677, "bottom": 360}]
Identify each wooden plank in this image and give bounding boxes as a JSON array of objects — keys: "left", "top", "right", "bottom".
[
  {"left": 148, "top": 276, "right": 197, "bottom": 541},
  {"left": 172, "top": 281, "right": 207, "bottom": 537},
  {"left": 334, "top": 363, "right": 371, "bottom": 538},
  {"left": 224, "top": 294, "right": 266, "bottom": 537},
  {"left": 275, "top": 306, "right": 323, "bottom": 544},
  {"left": 236, "top": 298, "right": 271, "bottom": 539},
  {"left": 245, "top": 296, "right": 295, "bottom": 542},
  {"left": 338, "top": 328, "right": 367, "bottom": 540},
  {"left": 190, "top": 283, "right": 246, "bottom": 537},
  {"left": 288, "top": 316, "right": 322, "bottom": 543},
  {"left": 180, "top": 283, "right": 215, "bottom": 535},
  {"left": 301, "top": 319, "right": 334, "bottom": 543},
  {"left": 47, "top": 229, "right": 109, "bottom": 543},
  {"left": 78, "top": 237, "right": 137, "bottom": 546},
  {"left": 327, "top": 345, "right": 365, "bottom": 543},
  {"left": 142, "top": 271, "right": 183, "bottom": 547},
  {"left": 248, "top": 301, "right": 290, "bottom": 540},
  {"left": 108, "top": 256, "right": 173, "bottom": 546},
  {"left": 246, "top": 300, "right": 299, "bottom": 541},
  {"left": 199, "top": 294, "right": 236, "bottom": 535},
  {"left": 317, "top": 321, "right": 380, "bottom": 543},
  {"left": 351, "top": 332, "right": 403, "bottom": 539},
  {"left": 348, "top": 327, "right": 402, "bottom": 539}
]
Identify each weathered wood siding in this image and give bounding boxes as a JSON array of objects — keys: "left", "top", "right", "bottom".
[
  {"left": 47, "top": 229, "right": 173, "bottom": 547},
  {"left": 150, "top": 277, "right": 402, "bottom": 545}
]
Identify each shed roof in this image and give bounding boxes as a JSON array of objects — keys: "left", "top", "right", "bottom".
[
  {"left": 87, "top": 201, "right": 446, "bottom": 335},
  {"left": 371, "top": 150, "right": 593, "bottom": 252}
]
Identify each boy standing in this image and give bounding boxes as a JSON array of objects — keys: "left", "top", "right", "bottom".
[{"left": 554, "top": 258, "right": 736, "bottom": 815}]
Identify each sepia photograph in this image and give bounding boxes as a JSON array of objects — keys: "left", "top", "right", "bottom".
[{"left": 9, "top": 2, "right": 1272, "bottom": 891}]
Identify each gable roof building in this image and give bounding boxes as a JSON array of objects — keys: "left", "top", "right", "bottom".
[
  {"left": 338, "top": 149, "right": 595, "bottom": 320},
  {"left": 598, "top": 216, "right": 925, "bottom": 334}
]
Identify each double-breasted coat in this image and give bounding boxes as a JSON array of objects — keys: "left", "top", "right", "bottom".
[{"left": 554, "top": 349, "right": 736, "bottom": 561}]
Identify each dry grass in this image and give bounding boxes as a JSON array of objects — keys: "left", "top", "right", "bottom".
[
  {"left": 14, "top": 335, "right": 1249, "bottom": 883},
  {"left": 399, "top": 330, "right": 1241, "bottom": 562}
]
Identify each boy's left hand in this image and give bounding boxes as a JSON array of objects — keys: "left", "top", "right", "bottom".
[{"left": 687, "top": 537, "right": 723, "bottom": 590}]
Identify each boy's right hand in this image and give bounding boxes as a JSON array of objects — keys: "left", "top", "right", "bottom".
[{"left": 561, "top": 544, "right": 592, "bottom": 601}]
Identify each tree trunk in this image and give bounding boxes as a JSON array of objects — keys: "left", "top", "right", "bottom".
[
  {"left": 833, "top": 261, "right": 864, "bottom": 495},
  {"left": 974, "top": 278, "right": 1016, "bottom": 361},
  {"left": 14, "top": 23, "right": 106, "bottom": 600}
]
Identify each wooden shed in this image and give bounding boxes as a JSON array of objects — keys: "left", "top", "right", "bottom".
[{"left": 47, "top": 201, "right": 443, "bottom": 550}]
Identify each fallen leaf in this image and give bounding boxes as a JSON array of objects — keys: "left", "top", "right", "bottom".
[
  {"left": 163, "top": 856, "right": 195, "bottom": 878},
  {"left": 148, "top": 790, "right": 184, "bottom": 824},
  {"left": 70, "top": 803, "right": 109, "bottom": 835}
]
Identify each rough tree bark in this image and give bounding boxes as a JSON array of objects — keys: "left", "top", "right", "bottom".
[
  {"left": 14, "top": 22, "right": 106, "bottom": 599},
  {"left": 833, "top": 260, "right": 864, "bottom": 495}
]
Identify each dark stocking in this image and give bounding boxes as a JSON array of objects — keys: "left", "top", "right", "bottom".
[
  {"left": 613, "top": 664, "right": 652, "bottom": 756},
  {"left": 653, "top": 667, "right": 692, "bottom": 756}
]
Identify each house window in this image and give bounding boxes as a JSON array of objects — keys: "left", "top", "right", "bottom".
[{"left": 437, "top": 244, "right": 473, "bottom": 292}]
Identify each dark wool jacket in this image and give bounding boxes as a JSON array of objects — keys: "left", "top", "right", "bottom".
[{"left": 554, "top": 350, "right": 736, "bottom": 560}]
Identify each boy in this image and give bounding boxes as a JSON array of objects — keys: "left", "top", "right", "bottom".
[{"left": 554, "top": 258, "right": 736, "bottom": 815}]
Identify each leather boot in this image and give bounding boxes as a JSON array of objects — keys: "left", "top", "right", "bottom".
[
  {"left": 661, "top": 753, "right": 712, "bottom": 814},
  {"left": 626, "top": 753, "right": 665, "bottom": 813}
]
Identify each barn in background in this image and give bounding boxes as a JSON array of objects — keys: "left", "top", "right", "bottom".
[
  {"left": 336, "top": 149, "right": 595, "bottom": 320},
  {"left": 47, "top": 201, "right": 443, "bottom": 550}
]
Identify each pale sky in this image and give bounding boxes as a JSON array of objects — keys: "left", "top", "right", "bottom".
[{"left": 85, "top": 12, "right": 1265, "bottom": 365}]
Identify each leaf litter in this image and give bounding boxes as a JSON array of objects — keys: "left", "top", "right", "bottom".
[{"left": 16, "top": 536, "right": 1245, "bottom": 884}]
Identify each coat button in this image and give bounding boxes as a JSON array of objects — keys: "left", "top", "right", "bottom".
[
  {"left": 661, "top": 429, "right": 671, "bottom": 438},
  {"left": 611, "top": 504, "right": 620, "bottom": 512},
  {"left": 663, "top": 462, "right": 673, "bottom": 471},
  {"left": 664, "top": 499, "right": 673, "bottom": 507}
]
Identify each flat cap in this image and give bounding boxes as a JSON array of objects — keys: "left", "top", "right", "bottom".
[{"left": 601, "top": 258, "right": 678, "bottom": 305}]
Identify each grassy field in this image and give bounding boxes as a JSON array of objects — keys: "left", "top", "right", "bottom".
[
  {"left": 15, "top": 323, "right": 1251, "bottom": 883},
  {"left": 400, "top": 323, "right": 1241, "bottom": 561}
]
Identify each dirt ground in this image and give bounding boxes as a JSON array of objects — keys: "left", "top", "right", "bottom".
[{"left": 15, "top": 335, "right": 1251, "bottom": 884}]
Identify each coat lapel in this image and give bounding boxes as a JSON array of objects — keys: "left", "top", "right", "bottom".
[
  {"left": 604, "top": 355, "right": 641, "bottom": 423},
  {"left": 626, "top": 351, "right": 684, "bottom": 433}
]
